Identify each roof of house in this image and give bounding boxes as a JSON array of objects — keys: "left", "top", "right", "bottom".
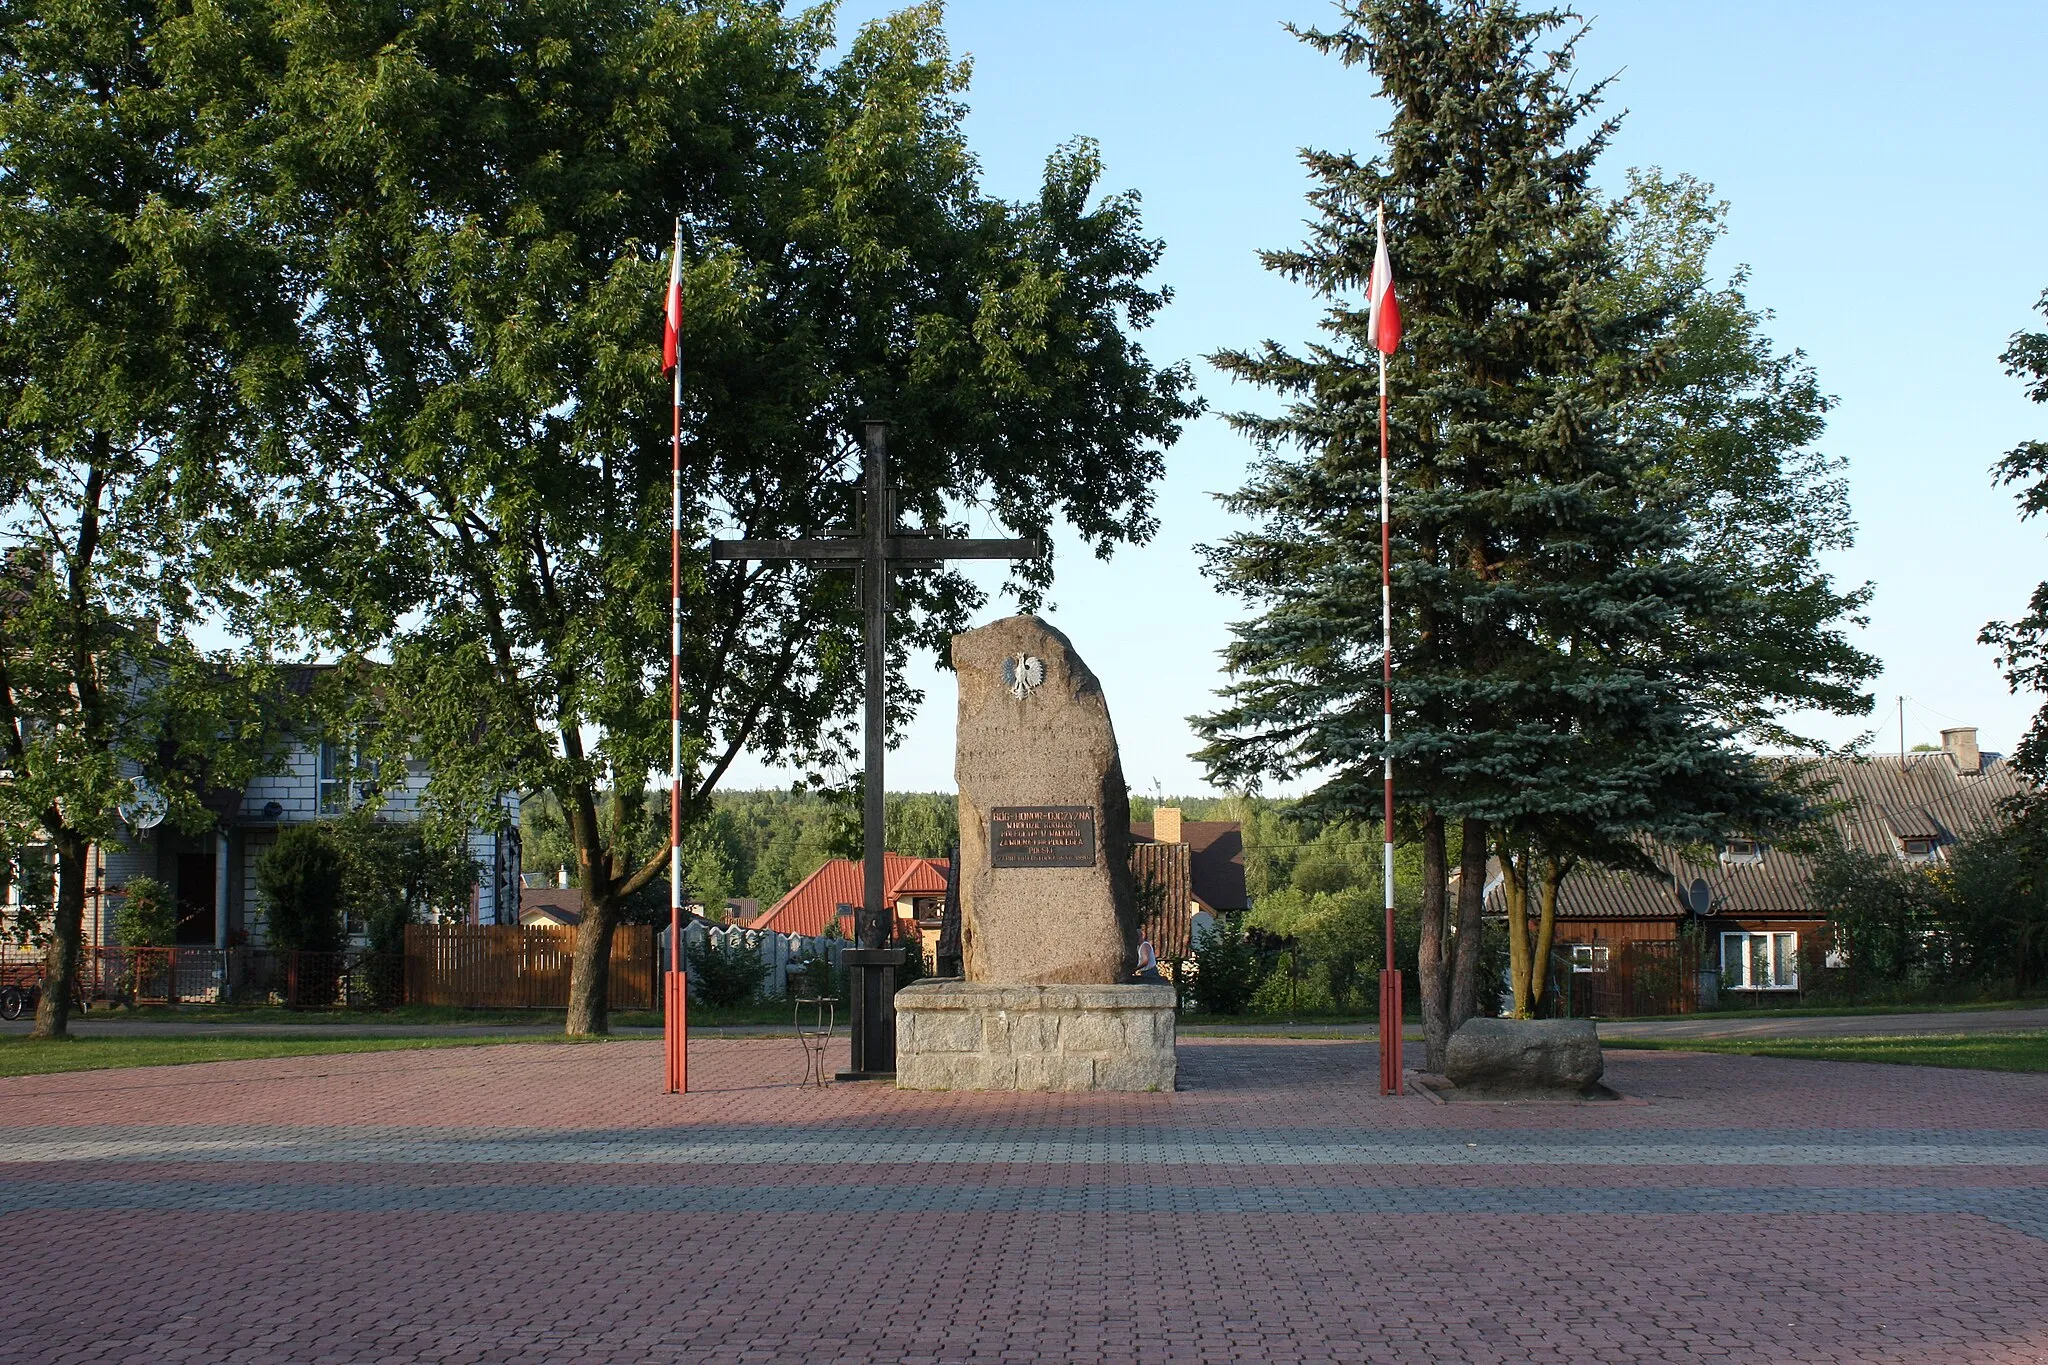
[
  {"left": 520, "top": 886, "right": 583, "bottom": 926},
  {"left": 1485, "top": 749, "right": 2029, "bottom": 922},
  {"left": 1130, "top": 820, "right": 1248, "bottom": 912},
  {"left": 748, "top": 854, "right": 951, "bottom": 936}
]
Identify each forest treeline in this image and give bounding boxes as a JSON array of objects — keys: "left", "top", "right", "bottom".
[{"left": 520, "top": 790, "right": 1407, "bottom": 919}]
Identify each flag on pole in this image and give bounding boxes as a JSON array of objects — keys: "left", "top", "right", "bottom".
[
  {"left": 662, "top": 227, "right": 683, "bottom": 373},
  {"left": 1369, "top": 205, "right": 1402, "bottom": 356}
]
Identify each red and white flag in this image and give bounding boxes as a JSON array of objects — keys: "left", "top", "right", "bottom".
[
  {"left": 1369, "top": 204, "right": 1402, "bottom": 356},
  {"left": 661, "top": 223, "right": 683, "bottom": 373}
]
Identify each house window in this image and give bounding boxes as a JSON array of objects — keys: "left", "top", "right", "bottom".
[
  {"left": 1720, "top": 839, "right": 1763, "bottom": 865},
  {"left": 1569, "top": 944, "right": 1611, "bottom": 974},
  {"left": 1899, "top": 837, "right": 1937, "bottom": 865},
  {"left": 1721, "top": 931, "right": 1799, "bottom": 990},
  {"left": 318, "top": 739, "right": 380, "bottom": 813}
]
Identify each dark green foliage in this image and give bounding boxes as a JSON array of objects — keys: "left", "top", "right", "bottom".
[
  {"left": 1190, "top": 915, "right": 1262, "bottom": 1015},
  {"left": 112, "top": 877, "right": 177, "bottom": 949},
  {"left": 1983, "top": 289, "right": 2048, "bottom": 777},
  {"left": 326, "top": 816, "right": 478, "bottom": 955},
  {"left": 254, "top": 818, "right": 472, "bottom": 958},
  {"left": 255, "top": 826, "right": 345, "bottom": 955},
  {"left": 1808, "top": 817, "right": 2048, "bottom": 1000},
  {"left": 689, "top": 932, "right": 768, "bottom": 1009},
  {"left": 523, "top": 788, "right": 960, "bottom": 911},
  {"left": 0, "top": 0, "right": 295, "bottom": 1035},
  {"left": 219, "top": 0, "right": 1193, "bottom": 1032},
  {"left": 894, "top": 932, "right": 929, "bottom": 988},
  {"left": 1194, "top": 0, "right": 1856, "bottom": 1054}
]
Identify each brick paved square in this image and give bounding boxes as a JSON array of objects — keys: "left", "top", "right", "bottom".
[{"left": 1, "top": 1038, "right": 2044, "bottom": 1362}]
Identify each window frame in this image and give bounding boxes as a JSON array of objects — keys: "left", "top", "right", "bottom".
[
  {"left": 1720, "top": 930, "right": 1799, "bottom": 991},
  {"left": 318, "top": 737, "right": 381, "bottom": 813},
  {"left": 1568, "top": 944, "right": 1611, "bottom": 974}
]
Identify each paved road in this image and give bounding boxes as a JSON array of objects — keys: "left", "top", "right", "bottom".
[{"left": 1, "top": 1037, "right": 2044, "bottom": 1362}]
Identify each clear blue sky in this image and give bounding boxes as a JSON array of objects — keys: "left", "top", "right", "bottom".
[{"left": 727, "top": 0, "right": 2048, "bottom": 795}]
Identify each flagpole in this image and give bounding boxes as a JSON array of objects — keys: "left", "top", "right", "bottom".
[
  {"left": 665, "top": 218, "right": 688, "bottom": 1095},
  {"left": 1374, "top": 203, "right": 1402, "bottom": 1099}
]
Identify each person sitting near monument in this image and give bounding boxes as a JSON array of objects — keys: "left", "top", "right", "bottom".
[{"left": 1134, "top": 931, "right": 1160, "bottom": 981}]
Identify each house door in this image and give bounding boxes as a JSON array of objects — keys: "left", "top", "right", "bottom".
[{"left": 174, "top": 853, "right": 216, "bottom": 945}]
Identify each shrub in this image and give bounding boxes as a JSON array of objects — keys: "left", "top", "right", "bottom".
[
  {"left": 255, "top": 825, "right": 345, "bottom": 954},
  {"left": 113, "top": 876, "right": 177, "bottom": 948},
  {"left": 1190, "top": 914, "right": 1262, "bottom": 1015},
  {"left": 1249, "top": 952, "right": 1336, "bottom": 1015},
  {"left": 690, "top": 930, "right": 768, "bottom": 1007},
  {"left": 895, "top": 932, "right": 928, "bottom": 988}
]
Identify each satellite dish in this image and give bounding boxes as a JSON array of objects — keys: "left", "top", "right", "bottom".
[
  {"left": 1687, "top": 877, "right": 1715, "bottom": 917},
  {"left": 119, "top": 776, "right": 168, "bottom": 831}
]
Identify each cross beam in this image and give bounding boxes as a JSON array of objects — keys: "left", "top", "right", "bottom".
[{"left": 709, "top": 422, "right": 1040, "bottom": 1070}]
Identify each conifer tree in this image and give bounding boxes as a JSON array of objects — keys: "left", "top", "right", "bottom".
[{"left": 1197, "top": 1, "right": 1850, "bottom": 1062}]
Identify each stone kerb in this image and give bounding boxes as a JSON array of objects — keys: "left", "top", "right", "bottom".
[{"left": 897, "top": 979, "right": 1177, "bottom": 1092}]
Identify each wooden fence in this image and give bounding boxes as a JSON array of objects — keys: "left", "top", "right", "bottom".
[
  {"left": 1564, "top": 938, "right": 1701, "bottom": 1018},
  {"left": 405, "top": 924, "right": 654, "bottom": 1010}
]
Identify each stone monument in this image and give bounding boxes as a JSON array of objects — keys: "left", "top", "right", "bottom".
[{"left": 895, "top": 615, "right": 1177, "bottom": 1091}]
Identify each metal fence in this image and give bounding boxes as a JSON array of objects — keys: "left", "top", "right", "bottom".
[{"left": 1, "top": 947, "right": 405, "bottom": 1009}]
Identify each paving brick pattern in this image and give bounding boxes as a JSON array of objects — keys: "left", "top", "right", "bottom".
[{"left": 2, "top": 1038, "right": 2045, "bottom": 1363}]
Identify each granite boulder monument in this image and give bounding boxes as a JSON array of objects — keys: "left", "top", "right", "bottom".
[{"left": 895, "top": 615, "right": 1177, "bottom": 1091}]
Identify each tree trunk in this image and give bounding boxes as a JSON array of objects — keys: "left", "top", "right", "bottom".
[
  {"left": 1498, "top": 841, "right": 1531, "bottom": 1018},
  {"left": 561, "top": 771, "right": 616, "bottom": 1037},
  {"left": 1448, "top": 816, "right": 1487, "bottom": 1029},
  {"left": 566, "top": 886, "right": 619, "bottom": 1036},
  {"left": 1527, "top": 856, "right": 1568, "bottom": 1012},
  {"left": 1416, "top": 811, "right": 1451, "bottom": 1072},
  {"left": 31, "top": 830, "right": 89, "bottom": 1040}
]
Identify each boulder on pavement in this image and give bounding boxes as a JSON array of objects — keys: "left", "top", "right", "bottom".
[{"left": 1444, "top": 1017, "right": 1604, "bottom": 1097}]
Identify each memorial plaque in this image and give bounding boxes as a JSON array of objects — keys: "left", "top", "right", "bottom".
[{"left": 990, "top": 805, "right": 1097, "bottom": 869}]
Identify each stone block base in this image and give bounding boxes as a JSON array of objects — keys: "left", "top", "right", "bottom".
[{"left": 895, "top": 980, "right": 1177, "bottom": 1092}]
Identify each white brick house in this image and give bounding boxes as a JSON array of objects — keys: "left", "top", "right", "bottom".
[{"left": 4, "top": 705, "right": 521, "bottom": 952}]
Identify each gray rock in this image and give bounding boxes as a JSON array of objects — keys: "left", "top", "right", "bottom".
[
  {"left": 1444, "top": 1017, "right": 1605, "bottom": 1097},
  {"left": 954, "top": 615, "right": 1137, "bottom": 985}
]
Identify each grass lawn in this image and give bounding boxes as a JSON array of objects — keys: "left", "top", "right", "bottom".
[
  {"left": 0, "top": 1033, "right": 601, "bottom": 1078},
  {"left": 1597, "top": 998, "right": 2048, "bottom": 1024},
  {"left": 1604, "top": 1031, "right": 2048, "bottom": 1074}
]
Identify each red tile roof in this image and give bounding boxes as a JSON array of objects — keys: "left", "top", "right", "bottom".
[{"left": 748, "top": 854, "right": 951, "bottom": 936}]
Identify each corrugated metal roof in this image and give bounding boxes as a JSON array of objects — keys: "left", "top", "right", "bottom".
[
  {"left": 748, "top": 854, "right": 951, "bottom": 937},
  {"left": 1486, "top": 751, "right": 2029, "bottom": 921}
]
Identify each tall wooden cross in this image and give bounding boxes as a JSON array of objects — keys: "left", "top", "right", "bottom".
[{"left": 710, "top": 421, "right": 1040, "bottom": 1071}]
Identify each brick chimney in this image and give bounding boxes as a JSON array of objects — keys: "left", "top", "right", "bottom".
[
  {"left": 1155, "top": 806, "right": 1183, "bottom": 844},
  {"left": 1941, "top": 727, "right": 1982, "bottom": 775}
]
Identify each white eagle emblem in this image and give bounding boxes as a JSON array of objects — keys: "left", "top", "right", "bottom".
[{"left": 1002, "top": 653, "right": 1045, "bottom": 700}]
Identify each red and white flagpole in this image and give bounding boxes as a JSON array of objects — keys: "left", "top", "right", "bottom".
[
  {"left": 1370, "top": 203, "right": 1404, "bottom": 1097},
  {"left": 663, "top": 219, "right": 688, "bottom": 1095}
]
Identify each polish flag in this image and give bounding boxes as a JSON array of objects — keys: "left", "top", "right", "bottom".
[
  {"left": 1369, "top": 204, "right": 1402, "bottom": 355},
  {"left": 661, "top": 225, "right": 682, "bottom": 373}
]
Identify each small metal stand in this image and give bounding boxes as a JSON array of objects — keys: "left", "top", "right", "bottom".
[{"left": 794, "top": 995, "right": 836, "bottom": 1089}]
